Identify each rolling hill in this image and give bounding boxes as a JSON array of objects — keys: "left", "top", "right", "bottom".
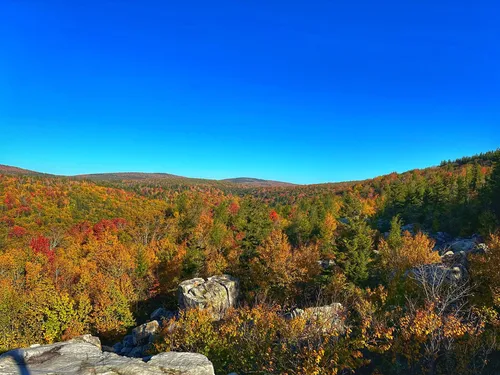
[
  {"left": 0, "top": 165, "right": 293, "bottom": 187},
  {"left": 0, "top": 164, "right": 55, "bottom": 177},
  {"left": 221, "top": 177, "right": 295, "bottom": 187}
]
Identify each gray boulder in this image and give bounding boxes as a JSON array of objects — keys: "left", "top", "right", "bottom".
[
  {"left": 449, "top": 266, "right": 466, "bottom": 281},
  {"left": 431, "top": 232, "right": 453, "bottom": 249},
  {"left": 411, "top": 263, "right": 468, "bottom": 285},
  {"left": 441, "top": 250, "right": 468, "bottom": 267},
  {"left": 122, "top": 334, "right": 134, "bottom": 347},
  {"left": 150, "top": 307, "right": 175, "bottom": 323},
  {"left": 149, "top": 352, "right": 215, "bottom": 375},
  {"left": 112, "top": 341, "right": 123, "bottom": 353},
  {"left": 475, "top": 242, "right": 489, "bottom": 254},
  {"left": 72, "top": 333, "right": 102, "bottom": 349},
  {"left": 120, "top": 345, "right": 133, "bottom": 356},
  {"left": 178, "top": 275, "right": 239, "bottom": 320},
  {"left": 284, "top": 303, "right": 345, "bottom": 333},
  {"left": 179, "top": 278, "right": 205, "bottom": 306},
  {"left": 113, "top": 318, "right": 166, "bottom": 358},
  {"left": 442, "top": 250, "right": 455, "bottom": 257},
  {"left": 302, "top": 304, "right": 345, "bottom": 333},
  {"left": 449, "top": 238, "right": 476, "bottom": 253},
  {"left": 102, "top": 345, "right": 115, "bottom": 353},
  {"left": 318, "top": 259, "right": 335, "bottom": 270},
  {"left": 0, "top": 335, "right": 215, "bottom": 375},
  {"left": 132, "top": 320, "right": 160, "bottom": 346},
  {"left": 129, "top": 344, "right": 151, "bottom": 358},
  {"left": 284, "top": 308, "right": 305, "bottom": 320}
]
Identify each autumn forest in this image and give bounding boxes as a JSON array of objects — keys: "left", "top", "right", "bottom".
[{"left": 1, "top": 149, "right": 500, "bottom": 375}]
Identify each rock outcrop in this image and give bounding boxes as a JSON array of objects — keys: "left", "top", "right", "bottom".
[
  {"left": 430, "top": 232, "right": 453, "bottom": 249},
  {"left": 178, "top": 275, "right": 239, "bottom": 320},
  {"left": 150, "top": 307, "right": 175, "bottom": 322},
  {"left": 284, "top": 303, "right": 346, "bottom": 333},
  {"left": 148, "top": 352, "right": 215, "bottom": 375},
  {"left": 405, "top": 235, "right": 488, "bottom": 287},
  {"left": 432, "top": 236, "right": 488, "bottom": 283},
  {"left": 132, "top": 320, "right": 160, "bottom": 346},
  {"left": 111, "top": 274, "right": 239, "bottom": 359},
  {"left": 318, "top": 259, "right": 335, "bottom": 270},
  {"left": 110, "top": 308, "right": 177, "bottom": 358},
  {"left": 410, "top": 261, "right": 467, "bottom": 286},
  {"left": 0, "top": 335, "right": 215, "bottom": 375},
  {"left": 381, "top": 222, "right": 487, "bottom": 256},
  {"left": 448, "top": 238, "right": 477, "bottom": 253},
  {"left": 429, "top": 232, "right": 486, "bottom": 256}
]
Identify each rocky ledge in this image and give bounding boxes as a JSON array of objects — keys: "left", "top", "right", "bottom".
[{"left": 0, "top": 335, "right": 214, "bottom": 375}]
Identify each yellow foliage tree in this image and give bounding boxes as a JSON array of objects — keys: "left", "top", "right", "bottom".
[{"left": 379, "top": 231, "right": 440, "bottom": 275}]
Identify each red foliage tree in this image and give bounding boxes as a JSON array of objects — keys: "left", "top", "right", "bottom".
[
  {"left": 70, "top": 221, "right": 93, "bottom": 244},
  {"left": 30, "top": 235, "right": 55, "bottom": 264},
  {"left": 9, "top": 225, "right": 27, "bottom": 238},
  {"left": 270, "top": 210, "right": 279, "bottom": 222},
  {"left": 3, "top": 194, "right": 14, "bottom": 210},
  {"left": 229, "top": 202, "right": 240, "bottom": 215},
  {"left": 92, "top": 218, "right": 127, "bottom": 239}
]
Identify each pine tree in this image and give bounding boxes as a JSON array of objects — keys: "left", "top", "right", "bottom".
[
  {"left": 337, "top": 194, "right": 373, "bottom": 284},
  {"left": 388, "top": 215, "right": 403, "bottom": 250}
]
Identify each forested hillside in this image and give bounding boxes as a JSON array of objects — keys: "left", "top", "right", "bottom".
[{"left": 1, "top": 149, "right": 500, "bottom": 374}]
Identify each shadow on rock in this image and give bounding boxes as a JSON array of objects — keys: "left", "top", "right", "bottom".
[{"left": 1, "top": 349, "right": 31, "bottom": 375}]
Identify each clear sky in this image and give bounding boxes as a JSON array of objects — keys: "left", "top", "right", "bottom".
[{"left": 1, "top": 1, "right": 499, "bottom": 184}]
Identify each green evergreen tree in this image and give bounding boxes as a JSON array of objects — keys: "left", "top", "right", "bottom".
[
  {"left": 337, "top": 194, "right": 374, "bottom": 284},
  {"left": 135, "top": 246, "right": 148, "bottom": 278},
  {"left": 471, "top": 162, "right": 483, "bottom": 191},
  {"left": 388, "top": 215, "right": 403, "bottom": 250}
]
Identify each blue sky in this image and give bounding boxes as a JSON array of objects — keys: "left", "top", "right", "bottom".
[{"left": 1, "top": 0, "right": 499, "bottom": 184}]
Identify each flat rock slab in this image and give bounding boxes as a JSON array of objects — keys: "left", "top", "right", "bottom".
[
  {"left": 148, "top": 352, "right": 215, "bottom": 375},
  {"left": 0, "top": 335, "right": 214, "bottom": 375}
]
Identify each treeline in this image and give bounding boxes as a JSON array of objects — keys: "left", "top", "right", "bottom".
[{"left": 440, "top": 149, "right": 500, "bottom": 167}]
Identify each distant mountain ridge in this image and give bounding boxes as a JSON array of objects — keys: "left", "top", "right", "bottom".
[
  {"left": 0, "top": 164, "right": 55, "bottom": 177},
  {"left": 75, "top": 173, "right": 294, "bottom": 187},
  {"left": 0, "top": 165, "right": 293, "bottom": 187},
  {"left": 74, "top": 172, "right": 184, "bottom": 181},
  {"left": 221, "top": 177, "right": 295, "bottom": 187},
  {"left": 2, "top": 149, "right": 498, "bottom": 188}
]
